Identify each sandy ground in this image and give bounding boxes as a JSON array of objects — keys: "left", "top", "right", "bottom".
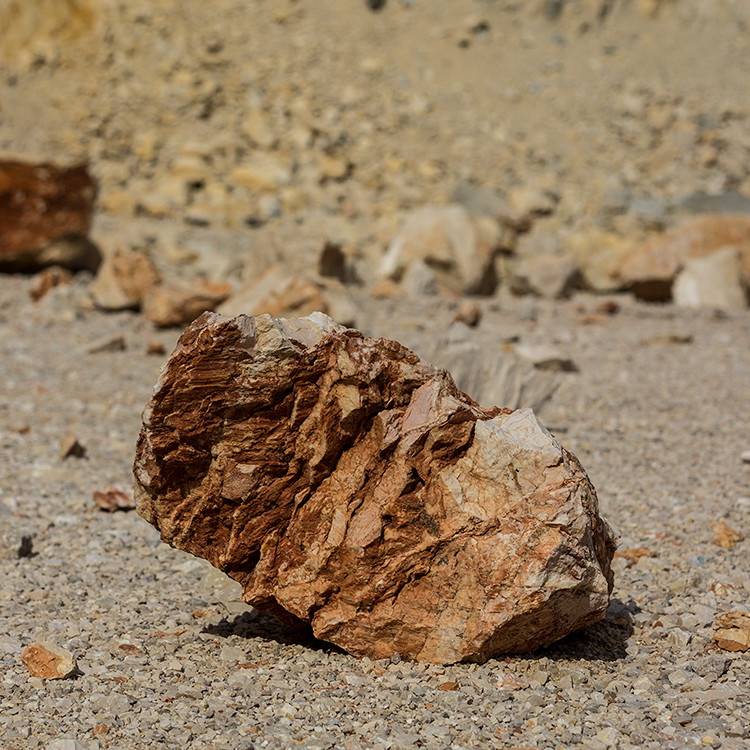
[{"left": 1, "top": 274, "right": 749, "bottom": 749}]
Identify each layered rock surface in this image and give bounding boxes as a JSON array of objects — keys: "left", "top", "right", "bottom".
[{"left": 134, "top": 312, "right": 615, "bottom": 664}]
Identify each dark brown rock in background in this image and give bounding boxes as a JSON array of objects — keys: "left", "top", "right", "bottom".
[
  {"left": 0, "top": 160, "right": 99, "bottom": 272},
  {"left": 134, "top": 312, "right": 615, "bottom": 664}
]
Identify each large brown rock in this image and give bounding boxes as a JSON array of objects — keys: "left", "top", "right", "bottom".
[
  {"left": 0, "top": 160, "right": 99, "bottom": 272},
  {"left": 134, "top": 312, "right": 615, "bottom": 664}
]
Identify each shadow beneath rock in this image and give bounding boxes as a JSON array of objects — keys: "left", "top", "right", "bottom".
[
  {"left": 202, "top": 609, "right": 346, "bottom": 655},
  {"left": 204, "top": 598, "right": 637, "bottom": 664},
  {"left": 531, "top": 598, "right": 638, "bottom": 663}
]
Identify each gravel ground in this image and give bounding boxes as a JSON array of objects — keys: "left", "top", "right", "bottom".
[{"left": 1, "top": 274, "right": 748, "bottom": 750}]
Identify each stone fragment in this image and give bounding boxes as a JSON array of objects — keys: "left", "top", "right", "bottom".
[
  {"left": 60, "top": 434, "right": 86, "bottom": 460},
  {"left": 452, "top": 182, "right": 510, "bottom": 222},
  {"left": 378, "top": 205, "right": 498, "bottom": 295},
  {"left": 229, "top": 154, "right": 293, "bottom": 192},
  {"left": 93, "top": 487, "right": 136, "bottom": 512},
  {"left": 503, "top": 185, "right": 559, "bottom": 231},
  {"left": 713, "top": 611, "right": 750, "bottom": 652},
  {"left": 711, "top": 581, "right": 733, "bottom": 597},
  {"left": 742, "top": 450, "right": 750, "bottom": 464},
  {"left": 596, "top": 300, "right": 621, "bottom": 316},
  {"left": 45, "top": 739, "right": 90, "bottom": 750},
  {"left": 513, "top": 344, "right": 577, "bottom": 373},
  {"left": 453, "top": 301, "right": 482, "bottom": 328},
  {"left": 142, "top": 279, "right": 232, "bottom": 328},
  {"left": 617, "top": 215, "right": 750, "bottom": 301},
  {"left": 17, "top": 535, "right": 34, "bottom": 558},
  {"left": 218, "top": 266, "right": 356, "bottom": 327},
  {"left": 712, "top": 521, "right": 744, "bottom": 549},
  {"left": 400, "top": 259, "right": 439, "bottom": 297},
  {"left": 21, "top": 642, "right": 77, "bottom": 679},
  {"left": 672, "top": 246, "right": 748, "bottom": 311},
  {"left": 614, "top": 547, "right": 655, "bottom": 565},
  {"left": 510, "top": 253, "right": 580, "bottom": 299},
  {"left": 438, "top": 681, "right": 460, "bottom": 691},
  {"left": 146, "top": 341, "right": 167, "bottom": 356},
  {"left": 134, "top": 312, "right": 615, "bottom": 664},
  {"left": 0, "top": 160, "right": 99, "bottom": 272},
  {"left": 29, "top": 267, "right": 73, "bottom": 302},
  {"left": 1, "top": 531, "right": 33, "bottom": 560},
  {"left": 241, "top": 111, "right": 276, "bottom": 149},
  {"left": 90, "top": 246, "right": 161, "bottom": 311},
  {"left": 317, "top": 154, "right": 351, "bottom": 182},
  {"left": 318, "top": 242, "right": 348, "bottom": 282},
  {"left": 84, "top": 335, "right": 127, "bottom": 354}
]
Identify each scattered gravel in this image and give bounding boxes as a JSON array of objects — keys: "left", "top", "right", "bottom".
[{"left": 1, "top": 275, "right": 748, "bottom": 749}]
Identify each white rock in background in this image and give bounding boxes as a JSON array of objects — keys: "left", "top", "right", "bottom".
[
  {"left": 379, "top": 204, "right": 497, "bottom": 295},
  {"left": 673, "top": 246, "right": 748, "bottom": 311}
]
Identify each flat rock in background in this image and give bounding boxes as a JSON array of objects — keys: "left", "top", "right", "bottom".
[{"left": 134, "top": 312, "right": 615, "bottom": 664}]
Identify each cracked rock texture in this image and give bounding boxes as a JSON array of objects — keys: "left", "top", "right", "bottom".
[{"left": 134, "top": 312, "right": 615, "bottom": 664}]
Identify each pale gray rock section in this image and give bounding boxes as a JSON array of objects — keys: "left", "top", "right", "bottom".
[{"left": 424, "top": 330, "right": 574, "bottom": 414}]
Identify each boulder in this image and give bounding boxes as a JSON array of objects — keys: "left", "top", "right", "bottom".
[
  {"left": 510, "top": 253, "right": 580, "bottom": 299},
  {"left": 134, "top": 312, "right": 615, "bottom": 664},
  {"left": 378, "top": 205, "right": 498, "bottom": 295},
  {"left": 218, "top": 266, "right": 356, "bottom": 327},
  {"left": 142, "top": 279, "right": 232, "bottom": 328},
  {"left": 29, "top": 266, "right": 72, "bottom": 302},
  {"left": 90, "top": 246, "right": 162, "bottom": 311},
  {"left": 617, "top": 215, "right": 750, "bottom": 301},
  {"left": 0, "top": 160, "right": 99, "bottom": 272},
  {"left": 566, "top": 229, "right": 635, "bottom": 292},
  {"left": 672, "top": 246, "right": 748, "bottom": 311}
]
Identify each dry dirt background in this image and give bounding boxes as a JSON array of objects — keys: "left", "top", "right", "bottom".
[{"left": 1, "top": 1, "right": 750, "bottom": 749}]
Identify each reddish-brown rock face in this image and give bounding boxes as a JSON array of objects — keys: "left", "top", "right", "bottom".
[
  {"left": 134, "top": 312, "right": 615, "bottom": 664},
  {"left": 0, "top": 160, "right": 99, "bottom": 272}
]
